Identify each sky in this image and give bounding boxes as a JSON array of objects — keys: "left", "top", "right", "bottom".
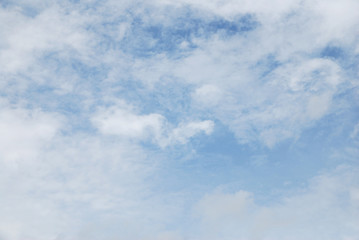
[{"left": 0, "top": 0, "right": 359, "bottom": 239}]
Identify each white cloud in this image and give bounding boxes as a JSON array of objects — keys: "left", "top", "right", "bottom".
[
  {"left": 120, "top": 0, "right": 352, "bottom": 147},
  {"left": 0, "top": 4, "right": 90, "bottom": 74},
  {"left": 194, "top": 166, "right": 359, "bottom": 240},
  {"left": 155, "top": 0, "right": 301, "bottom": 20},
  {"left": 2, "top": 0, "right": 356, "bottom": 147},
  {"left": 0, "top": 103, "right": 62, "bottom": 163},
  {"left": 185, "top": 54, "right": 342, "bottom": 147},
  {"left": 195, "top": 190, "right": 253, "bottom": 223},
  {"left": 92, "top": 105, "right": 165, "bottom": 142},
  {"left": 192, "top": 84, "right": 225, "bottom": 108},
  {"left": 0, "top": 128, "right": 169, "bottom": 240},
  {"left": 92, "top": 102, "right": 214, "bottom": 147},
  {"left": 169, "top": 120, "right": 214, "bottom": 144},
  {"left": 0, "top": 0, "right": 358, "bottom": 239}
]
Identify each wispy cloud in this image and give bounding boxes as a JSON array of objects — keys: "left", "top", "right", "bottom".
[
  {"left": 194, "top": 166, "right": 359, "bottom": 240},
  {"left": 0, "top": 0, "right": 358, "bottom": 239}
]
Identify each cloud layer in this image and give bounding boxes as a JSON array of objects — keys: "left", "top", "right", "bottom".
[{"left": 0, "top": 0, "right": 358, "bottom": 239}]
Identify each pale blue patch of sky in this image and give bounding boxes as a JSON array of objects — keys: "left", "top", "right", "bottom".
[{"left": 119, "top": 10, "right": 258, "bottom": 57}]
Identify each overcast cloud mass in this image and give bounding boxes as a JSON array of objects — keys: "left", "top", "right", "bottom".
[{"left": 0, "top": 0, "right": 359, "bottom": 239}]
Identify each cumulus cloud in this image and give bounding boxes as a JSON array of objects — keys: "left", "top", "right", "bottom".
[
  {"left": 0, "top": 103, "right": 62, "bottom": 163},
  {"left": 169, "top": 120, "right": 214, "bottom": 144},
  {"left": 0, "top": 3, "right": 90, "bottom": 74},
  {"left": 92, "top": 105, "right": 165, "bottom": 141},
  {"left": 0, "top": 123, "right": 171, "bottom": 240},
  {"left": 0, "top": 0, "right": 358, "bottom": 239},
  {"left": 185, "top": 53, "right": 342, "bottom": 146},
  {"left": 1, "top": 0, "right": 356, "bottom": 147},
  {"left": 119, "top": 0, "right": 355, "bottom": 146},
  {"left": 194, "top": 166, "right": 359, "bottom": 240},
  {"left": 92, "top": 102, "right": 214, "bottom": 147}
]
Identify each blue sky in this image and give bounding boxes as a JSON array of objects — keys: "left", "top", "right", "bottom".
[{"left": 0, "top": 0, "right": 359, "bottom": 239}]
